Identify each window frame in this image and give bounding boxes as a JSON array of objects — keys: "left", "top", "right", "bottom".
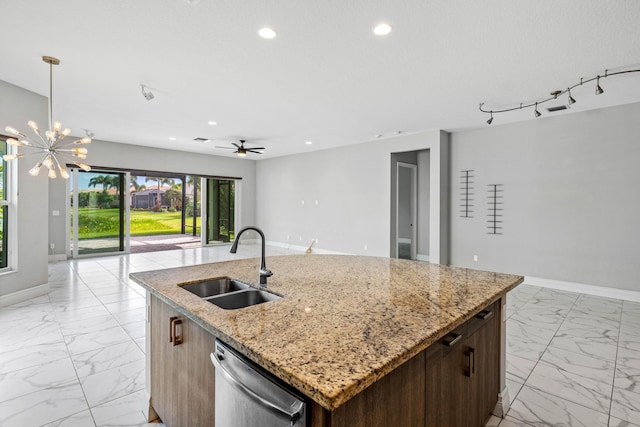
[{"left": 0, "top": 135, "right": 14, "bottom": 272}]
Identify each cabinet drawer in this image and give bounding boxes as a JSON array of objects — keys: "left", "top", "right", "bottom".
[{"left": 467, "top": 300, "right": 498, "bottom": 336}]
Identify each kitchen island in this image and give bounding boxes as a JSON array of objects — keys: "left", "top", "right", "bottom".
[{"left": 130, "top": 254, "right": 523, "bottom": 426}]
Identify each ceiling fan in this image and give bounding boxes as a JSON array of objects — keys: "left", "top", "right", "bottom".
[{"left": 215, "top": 140, "right": 265, "bottom": 157}]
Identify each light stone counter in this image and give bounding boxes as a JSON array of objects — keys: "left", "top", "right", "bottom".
[{"left": 130, "top": 254, "right": 523, "bottom": 410}]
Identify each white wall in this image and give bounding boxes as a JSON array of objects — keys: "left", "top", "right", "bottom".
[
  {"left": 0, "top": 80, "right": 49, "bottom": 301},
  {"left": 449, "top": 102, "right": 640, "bottom": 292},
  {"left": 48, "top": 139, "right": 258, "bottom": 257},
  {"left": 255, "top": 131, "right": 448, "bottom": 261}
]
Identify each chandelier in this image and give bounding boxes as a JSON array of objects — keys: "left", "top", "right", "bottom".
[{"left": 2, "top": 56, "right": 91, "bottom": 179}]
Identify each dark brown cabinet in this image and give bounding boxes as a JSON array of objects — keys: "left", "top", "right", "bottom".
[
  {"left": 149, "top": 295, "right": 502, "bottom": 427},
  {"left": 430, "top": 299, "right": 501, "bottom": 427},
  {"left": 312, "top": 298, "right": 502, "bottom": 427},
  {"left": 150, "top": 295, "right": 216, "bottom": 427}
]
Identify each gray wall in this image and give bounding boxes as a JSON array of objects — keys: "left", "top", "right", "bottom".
[
  {"left": 449, "top": 102, "right": 640, "bottom": 292},
  {"left": 0, "top": 80, "right": 49, "bottom": 298},
  {"left": 255, "top": 131, "right": 448, "bottom": 260},
  {"left": 48, "top": 140, "right": 258, "bottom": 257}
]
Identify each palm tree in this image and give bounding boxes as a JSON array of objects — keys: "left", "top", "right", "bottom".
[
  {"left": 130, "top": 176, "right": 146, "bottom": 193},
  {"left": 88, "top": 175, "right": 108, "bottom": 192}
]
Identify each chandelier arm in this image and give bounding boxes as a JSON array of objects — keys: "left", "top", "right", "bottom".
[{"left": 479, "top": 68, "right": 640, "bottom": 115}]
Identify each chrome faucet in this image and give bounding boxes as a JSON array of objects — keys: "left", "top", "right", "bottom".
[{"left": 230, "top": 226, "right": 273, "bottom": 286}]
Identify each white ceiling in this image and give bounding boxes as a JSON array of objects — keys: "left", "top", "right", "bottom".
[{"left": 2, "top": 0, "right": 640, "bottom": 159}]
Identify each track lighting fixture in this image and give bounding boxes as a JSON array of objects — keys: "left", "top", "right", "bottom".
[
  {"left": 141, "top": 84, "right": 155, "bottom": 101},
  {"left": 595, "top": 76, "right": 604, "bottom": 95},
  {"left": 479, "top": 66, "right": 639, "bottom": 125}
]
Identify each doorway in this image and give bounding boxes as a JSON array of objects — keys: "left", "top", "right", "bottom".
[
  {"left": 390, "top": 150, "right": 430, "bottom": 261},
  {"left": 396, "top": 162, "right": 417, "bottom": 260},
  {"left": 203, "top": 178, "right": 236, "bottom": 245}
]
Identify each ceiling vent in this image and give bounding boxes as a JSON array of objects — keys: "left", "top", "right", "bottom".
[
  {"left": 546, "top": 105, "right": 568, "bottom": 112},
  {"left": 193, "top": 137, "right": 211, "bottom": 142}
]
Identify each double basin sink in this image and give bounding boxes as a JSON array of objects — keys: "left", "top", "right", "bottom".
[{"left": 180, "top": 277, "right": 282, "bottom": 310}]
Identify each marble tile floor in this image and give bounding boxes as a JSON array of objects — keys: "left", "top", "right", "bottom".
[{"left": 0, "top": 246, "right": 639, "bottom": 426}]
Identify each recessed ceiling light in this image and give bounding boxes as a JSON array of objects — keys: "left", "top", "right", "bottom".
[
  {"left": 305, "top": 141, "right": 313, "bottom": 145},
  {"left": 207, "top": 121, "right": 217, "bottom": 126},
  {"left": 258, "top": 27, "right": 277, "bottom": 39},
  {"left": 373, "top": 23, "right": 392, "bottom": 36},
  {"left": 169, "top": 137, "right": 176, "bottom": 141}
]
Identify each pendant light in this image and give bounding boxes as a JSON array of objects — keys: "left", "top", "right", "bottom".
[{"left": 3, "top": 56, "right": 91, "bottom": 179}]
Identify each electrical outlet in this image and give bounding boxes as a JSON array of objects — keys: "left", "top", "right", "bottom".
[
  {"left": 364, "top": 244, "right": 368, "bottom": 251},
  {"left": 473, "top": 255, "right": 478, "bottom": 262}
]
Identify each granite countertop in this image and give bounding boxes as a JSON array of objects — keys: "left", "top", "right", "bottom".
[{"left": 130, "top": 254, "right": 523, "bottom": 410}]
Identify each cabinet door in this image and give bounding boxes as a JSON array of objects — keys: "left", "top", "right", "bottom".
[
  {"left": 150, "top": 295, "right": 217, "bottom": 427},
  {"left": 439, "top": 328, "right": 469, "bottom": 427},
  {"left": 467, "top": 303, "right": 501, "bottom": 427},
  {"left": 150, "top": 295, "right": 177, "bottom": 425}
]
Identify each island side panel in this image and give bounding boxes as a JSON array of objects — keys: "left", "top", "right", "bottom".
[{"left": 312, "top": 351, "right": 426, "bottom": 427}]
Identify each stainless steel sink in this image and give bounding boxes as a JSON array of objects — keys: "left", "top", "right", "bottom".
[
  {"left": 180, "top": 277, "right": 250, "bottom": 298},
  {"left": 207, "top": 289, "right": 282, "bottom": 310},
  {"left": 180, "top": 277, "right": 282, "bottom": 309}
]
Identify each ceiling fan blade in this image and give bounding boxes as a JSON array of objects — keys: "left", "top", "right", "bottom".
[
  {"left": 247, "top": 149, "right": 264, "bottom": 154},
  {"left": 247, "top": 146, "right": 265, "bottom": 150},
  {"left": 214, "top": 146, "right": 236, "bottom": 150},
  {"left": 232, "top": 142, "right": 241, "bottom": 149}
]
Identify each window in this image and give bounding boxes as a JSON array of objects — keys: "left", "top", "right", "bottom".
[{"left": 0, "top": 137, "right": 8, "bottom": 269}]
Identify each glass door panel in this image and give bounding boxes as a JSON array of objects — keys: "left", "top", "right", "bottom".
[
  {"left": 71, "top": 170, "right": 126, "bottom": 256},
  {"left": 205, "top": 178, "right": 235, "bottom": 245}
]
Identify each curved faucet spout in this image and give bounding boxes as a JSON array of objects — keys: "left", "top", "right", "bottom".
[{"left": 230, "top": 226, "right": 273, "bottom": 286}]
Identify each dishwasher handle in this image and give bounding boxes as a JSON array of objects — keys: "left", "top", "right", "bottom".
[{"left": 211, "top": 352, "right": 304, "bottom": 425}]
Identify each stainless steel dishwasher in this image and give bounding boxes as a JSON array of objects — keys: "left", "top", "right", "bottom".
[{"left": 211, "top": 339, "right": 307, "bottom": 427}]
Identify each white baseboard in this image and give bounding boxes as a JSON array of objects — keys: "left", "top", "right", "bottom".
[
  {"left": 416, "top": 254, "right": 430, "bottom": 262},
  {"left": 524, "top": 276, "right": 640, "bottom": 302},
  {"left": 492, "top": 385, "right": 511, "bottom": 418},
  {"left": 0, "top": 283, "right": 50, "bottom": 308},
  {"left": 266, "top": 241, "right": 348, "bottom": 255},
  {"left": 48, "top": 254, "right": 67, "bottom": 262}
]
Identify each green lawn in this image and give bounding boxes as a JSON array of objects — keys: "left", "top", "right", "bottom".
[{"left": 77, "top": 208, "right": 201, "bottom": 239}]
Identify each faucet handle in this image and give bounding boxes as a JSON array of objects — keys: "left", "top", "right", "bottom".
[{"left": 260, "top": 268, "right": 273, "bottom": 278}]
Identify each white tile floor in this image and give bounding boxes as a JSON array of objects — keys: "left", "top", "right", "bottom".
[{"left": 0, "top": 246, "right": 639, "bottom": 426}]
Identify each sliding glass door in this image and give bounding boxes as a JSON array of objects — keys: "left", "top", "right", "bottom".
[
  {"left": 70, "top": 169, "right": 128, "bottom": 256},
  {"left": 204, "top": 178, "right": 235, "bottom": 244}
]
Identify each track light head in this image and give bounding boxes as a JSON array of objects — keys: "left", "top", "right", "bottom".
[
  {"left": 486, "top": 112, "right": 493, "bottom": 125},
  {"left": 595, "top": 76, "right": 604, "bottom": 95},
  {"left": 141, "top": 84, "right": 155, "bottom": 101},
  {"left": 534, "top": 103, "right": 542, "bottom": 118},
  {"left": 567, "top": 88, "right": 576, "bottom": 105}
]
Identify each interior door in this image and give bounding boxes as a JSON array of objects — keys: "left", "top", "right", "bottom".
[
  {"left": 396, "top": 162, "right": 417, "bottom": 260},
  {"left": 204, "top": 178, "right": 235, "bottom": 245},
  {"left": 70, "top": 169, "right": 128, "bottom": 256}
]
